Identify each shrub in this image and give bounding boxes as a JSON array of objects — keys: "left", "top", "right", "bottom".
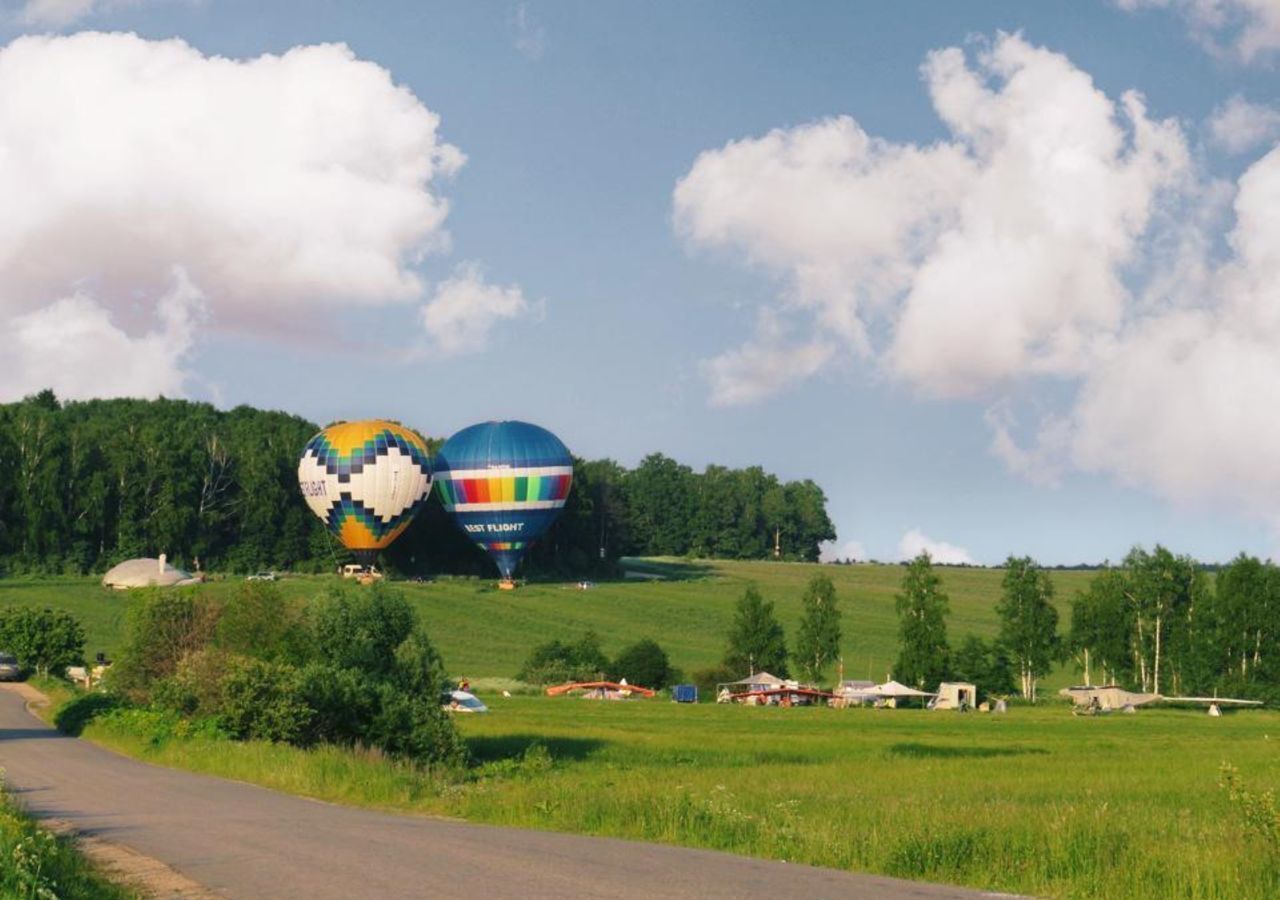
[
  {"left": 309, "top": 583, "right": 414, "bottom": 679},
  {"left": 368, "top": 683, "right": 467, "bottom": 767},
  {"left": 111, "top": 589, "right": 221, "bottom": 701},
  {"left": 1221, "top": 763, "right": 1280, "bottom": 853},
  {"left": 218, "top": 658, "right": 312, "bottom": 744},
  {"left": 611, "top": 638, "right": 673, "bottom": 689},
  {"left": 151, "top": 648, "right": 238, "bottom": 718},
  {"left": 518, "top": 631, "right": 609, "bottom": 685},
  {"left": 298, "top": 663, "right": 379, "bottom": 747},
  {"left": 216, "top": 582, "right": 310, "bottom": 663}
]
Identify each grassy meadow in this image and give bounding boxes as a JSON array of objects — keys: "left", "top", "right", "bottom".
[
  {"left": 55, "top": 691, "right": 1280, "bottom": 899},
  {"left": 0, "top": 558, "right": 1098, "bottom": 689},
  {"left": 7, "top": 561, "right": 1280, "bottom": 896}
]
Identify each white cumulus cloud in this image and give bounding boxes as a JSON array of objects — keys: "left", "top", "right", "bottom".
[
  {"left": 676, "top": 32, "right": 1188, "bottom": 403},
  {"left": 897, "top": 529, "right": 977, "bottom": 565},
  {"left": 677, "top": 30, "right": 1280, "bottom": 524},
  {"left": 8, "top": 268, "right": 205, "bottom": 399},
  {"left": 1117, "top": 0, "right": 1280, "bottom": 63},
  {"left": 419, "top": 263, "right": 533, "bottom": 356},
  {"left": 1209, "top": 95, "right": 1280, "bottom": 154},
  {"left": 0, "top": 32, "right": 464, "bottom": 401},
  {"left": 1060, "top": 144, "right": 1280, "bottom": 514}
]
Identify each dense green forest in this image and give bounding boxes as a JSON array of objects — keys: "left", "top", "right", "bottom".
[{"left": 0, "top": 392, "right": 835, "bottom": 576}]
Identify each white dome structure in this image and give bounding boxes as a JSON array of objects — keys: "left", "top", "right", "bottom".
[{"left": 102, "top": 555, "right": 200, "bottom": 590}]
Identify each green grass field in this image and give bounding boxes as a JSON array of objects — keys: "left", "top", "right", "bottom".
[
  {"left": 10, "top": 562, "right": 1280, "bottom": 897},
  {"left": 66, "top": 692, "right": 1280, "bottom": 898},
  {"left": 0, "top": 558, "right": 1098, "bottom": 688}
]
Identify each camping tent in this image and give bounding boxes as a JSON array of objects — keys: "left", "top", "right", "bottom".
[
  {"left": 102, "top": 556, "right": 200, "bottom": 590},
  {"left": 932, "top": 682, "right": 977, "bottom": 711},
  {"left": 716, "top": 671, "right": 786, "bottom": 701},
  {"left": 868, "top": 680, "right": 936, "bottom": 708}
]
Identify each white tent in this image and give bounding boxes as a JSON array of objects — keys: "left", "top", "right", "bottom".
[
  {"left": 102, "top": 556, "right": 200, "bottom": 590},
  {"left": 716, "top": 671, "right": 785, "bottom": 702}
]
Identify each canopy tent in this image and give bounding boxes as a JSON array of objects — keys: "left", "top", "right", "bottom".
[{"left": 716, "top": 671, "right": 788, "bottom": 702}]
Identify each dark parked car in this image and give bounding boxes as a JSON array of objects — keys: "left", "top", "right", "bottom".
[{"left": 0, "top": 653, "right": 20, "bottom": 681}]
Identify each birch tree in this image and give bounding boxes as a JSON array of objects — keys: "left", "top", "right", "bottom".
[{"left": 996, "top": 556, "right": 1059, "bottom": 702}]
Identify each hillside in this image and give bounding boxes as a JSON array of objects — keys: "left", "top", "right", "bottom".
[{"left": 0, "top": 559, "right": 1098, "bottom": 686}]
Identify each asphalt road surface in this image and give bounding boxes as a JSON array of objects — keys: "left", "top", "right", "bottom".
[{"left": 0, "top": 687, "right": 1005, "bottom": 899}]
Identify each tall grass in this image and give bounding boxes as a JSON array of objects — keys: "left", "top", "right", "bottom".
[{"left": 0, "top": 781, "right": 135, "bottom": 899}]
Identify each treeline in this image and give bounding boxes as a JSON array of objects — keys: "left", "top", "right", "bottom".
[
  {"left": 0, "top": 392, "right": 835, "bottom": 576},
  {"left": 893, "top": 547, "right": 1280, "bottom": 704}
]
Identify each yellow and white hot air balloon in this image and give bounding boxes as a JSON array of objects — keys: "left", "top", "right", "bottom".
[{"left": 297, "top": 419, "right": 432, "bottom": 565}]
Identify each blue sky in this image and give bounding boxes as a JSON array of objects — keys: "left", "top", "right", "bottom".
[{"left": 1, "top": 1, "right": 1278, "bottom": 565}]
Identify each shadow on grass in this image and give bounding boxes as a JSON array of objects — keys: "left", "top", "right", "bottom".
[
  {"left": 53, "top": 693, "right": 120, "bottom": 736},
  {"left": 616, "top": 558, "right": 717, "bottom": 582},
  {"left": 468, "top": 733, "right": 607, "bottom": 764},
  {"left": 888, "top": 742, "right": 1049, "bottom": 759}
]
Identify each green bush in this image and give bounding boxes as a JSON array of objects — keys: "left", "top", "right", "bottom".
[
  {"left": 309, "top": 583, "right": 416, "bottom": 675},
  {"left": 518, "top": 631, "right": 609, "bottom": 685},
  {"left": 110, "top": 590, "right": 221, "bottom": 701},
  {"left": 218, "top": 658, "right": 312, "bottom": 744},
  {"left": 298, "top": 663, "right": 379, "bottom": 747},
  {"left": 216, "top": 582, "right": 309, "bottom": 663},
  {"left": 368, "top": 684, "right": 467, "bottom": 767},
  {"left": 611, "top": 638, "right": 673, "bottom": 689}
]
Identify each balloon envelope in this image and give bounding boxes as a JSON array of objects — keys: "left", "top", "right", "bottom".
[
  {"left": 297, "top": 420, "right": 432, "bottom": 557},
  {"left": 434, "top": 421, "right": 573, "bottom": 580}
]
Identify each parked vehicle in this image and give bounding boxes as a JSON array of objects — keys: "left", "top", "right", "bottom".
[
  {"left": 0, "top": 652, "right": 21, "bottom": 681},
  {"left": 441, "top": 690, "right": 488, "bottom": 713}
]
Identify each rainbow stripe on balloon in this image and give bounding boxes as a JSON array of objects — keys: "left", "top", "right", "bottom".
[{"left": 435, "top": 467, "right": 573, "bottom": 510}]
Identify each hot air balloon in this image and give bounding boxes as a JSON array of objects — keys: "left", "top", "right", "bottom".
[
  {"left": 433, "top": 421, "right": 573, "bottom": 589},
  {"left": 297, "top": 420, "right": 432, "bottom": 570}
]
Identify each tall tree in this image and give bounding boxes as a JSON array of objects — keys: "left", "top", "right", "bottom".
[
  {"left": 794, "top": 573, "right": 841, "bottom": 682},
  {"left": 1069, "top": 567, "right": 1133, "bottom": 686},
  {"left": 894, "top": 553, "right": 951, "bottom": 689},
  {"left": 1122, "top": 546, "right": 1203, "bottom": 694},
  {"left": 723, "top": 585, "right": 789, "bottom": 678},
  {"left": 996, "top": 556, "right": 1059, "bottom": 702}
]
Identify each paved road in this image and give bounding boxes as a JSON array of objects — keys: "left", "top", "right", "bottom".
[{"left": 0, "top": 687, "right": 1002, "bottom": 899}]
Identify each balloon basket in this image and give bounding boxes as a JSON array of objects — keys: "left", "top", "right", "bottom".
[{"left": 498, "top": 579, "right": 517, "bottom": 591}]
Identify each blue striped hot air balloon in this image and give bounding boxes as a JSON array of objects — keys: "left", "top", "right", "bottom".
[{"left": 433, "top": 421, "right": 573, "bottom": 587}]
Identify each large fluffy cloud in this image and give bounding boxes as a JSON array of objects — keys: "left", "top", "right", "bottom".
[
  {"left": 676, "top": 31, "right": 1280, "bottom": 520},
  {"left": 0, "top": 32, "right": 466, "bottom": 400},
  {"left": 1063, "top": 146, "right": 1280, "bottom": 512},
  {"left": 676, "top": 33, "right": 1188, "bottom": 403}
]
